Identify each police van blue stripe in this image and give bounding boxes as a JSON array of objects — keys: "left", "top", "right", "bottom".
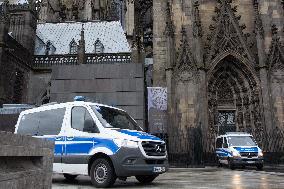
[
  {"left": 117, "top": 129, "right": 162, "bottom": 141},
  {"left": 47, "top": 137, "right": 119, "bottom": 155},
  {"left": 234, "top": 147, "right": 258, "bottom": 152}
]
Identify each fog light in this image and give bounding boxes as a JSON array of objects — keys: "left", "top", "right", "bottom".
[{"left": 126, "top": 158, "right": 136, "bottom": 164}]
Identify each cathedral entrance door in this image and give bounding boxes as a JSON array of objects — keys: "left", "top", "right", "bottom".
[{"left": 217, "top": 110, "right": 236, "bottom": 135}]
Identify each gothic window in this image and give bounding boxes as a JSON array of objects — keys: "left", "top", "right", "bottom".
[
  {"left": 218, "top": 111, "right": 236, "bottom": 134},
  {"left": 69, "top": 39, "right": 78, "bottom": 54},
  {"left": 94, "top": 38, "right": 104, "bottom": 54}
]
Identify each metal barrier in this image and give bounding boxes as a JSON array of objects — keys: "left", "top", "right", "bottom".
[{"left": 155, "top": 127, "right": 284, "bottom": 167}]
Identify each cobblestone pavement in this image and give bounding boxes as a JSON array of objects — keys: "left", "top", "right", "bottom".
[{"left": 52, "top": 167, "right": 284, "bottom": 189}]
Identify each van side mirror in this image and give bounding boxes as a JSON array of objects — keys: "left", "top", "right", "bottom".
[
  {"left": 83, "top": 119, "right": 99, "bottom": 133},
  {"left": 223, "top": 143, "right": 228, "bottom": 148}
]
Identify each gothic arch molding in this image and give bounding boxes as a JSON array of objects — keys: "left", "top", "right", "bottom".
[
  {"left": 207, "top": 51, "right": 259, "bottom": 88},
  {"left": 207, "top": 55, "right": 262, "bottom": 137}
]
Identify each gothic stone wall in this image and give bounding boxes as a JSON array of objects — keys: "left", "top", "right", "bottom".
[{"left": 153, "top": 0, "right": 284, "bottom": 150}]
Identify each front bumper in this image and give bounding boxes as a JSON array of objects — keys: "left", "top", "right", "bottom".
[
  {"left": 231, "top": 157, "right": 264, "bottom": 165},
  {"left": 110, "top": 147, "right": 169, "bottom": 177}
]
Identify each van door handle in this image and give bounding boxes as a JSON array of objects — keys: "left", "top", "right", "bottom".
[{"left": 66, "top": 137, "right": 74, "bottom": 141}]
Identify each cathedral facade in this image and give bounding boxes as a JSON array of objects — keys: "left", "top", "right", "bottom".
[{"left": 152, "top": 0, "right": 284, "bottom": 153}]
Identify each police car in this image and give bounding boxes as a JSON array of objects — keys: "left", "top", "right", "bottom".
[
  {"left": 15, "top": 97, "right": 169, "bottom": 188},
  {"left": 215, "top": 132, "right": 264, "bottom": 170}
]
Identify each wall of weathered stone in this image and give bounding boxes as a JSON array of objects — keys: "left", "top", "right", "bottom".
[
  {"left": 154, "top": 0, "right": 284, "bottom": 83},
  {"left": 153, "top": 0, "right": 167, "bottom": 87},
  {"left": 0, "top": 132, "right": 54, "bottom": 189},
  {"left": 270, "top": 71, "right": 284, "bottom": 129},
  {"left": 153, "top": 0, "right": 284, "bottom": 144},
  {"left": 50, "top": 63, "right": 145, "bottom": 128}
]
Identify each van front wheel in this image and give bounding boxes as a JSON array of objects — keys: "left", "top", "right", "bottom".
[
  {"left": 90, "top": 158, "right": 116, "bottom": 188},
  {"left": 135, "top": 175, "right": 157, "bottom": 184}
]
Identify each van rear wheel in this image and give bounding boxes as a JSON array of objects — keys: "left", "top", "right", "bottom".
[
  {"left": 228, "top": 159, "right": 235, "bottom": 170},
  {"left": 63, "top": 174, "right": 78, "bottom": 181},
  {"left": 135, "top": 175, "right": 157, "bottom": 184},
  {"left": 256, "top": 164, "right": 263, "bottom": 170},
  {"left": 90, "top": 158, "right": 116, "bottom": 188}
]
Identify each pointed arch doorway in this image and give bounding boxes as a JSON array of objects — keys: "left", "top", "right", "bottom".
[{"left": 208, "top": 55, "right": 262, "bottom": 135}]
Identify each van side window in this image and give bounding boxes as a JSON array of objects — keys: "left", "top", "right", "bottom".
[
  {"left": 17, "top": 108, "right": 66, "bottom": 136},
  {"left": 71, "top": 107, "right": 99, "bottom": 133},
  {"left": 216, "top": 138, "right": 222, "bottom": 148}
]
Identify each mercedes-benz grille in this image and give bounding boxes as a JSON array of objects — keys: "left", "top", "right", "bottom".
[
  {"left": 240, "top": 152, "right": 258, "bottom": 158},
  {"left": 141, "top": 141, "right": 166, "bottom": 157}
]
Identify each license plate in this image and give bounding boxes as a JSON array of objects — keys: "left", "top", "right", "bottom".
[
  {"left": 247, "top": 161, "right": 255, "bottom": 164},
  {"left": 153, "top": 166, "right": 166, "bottom": 173}
]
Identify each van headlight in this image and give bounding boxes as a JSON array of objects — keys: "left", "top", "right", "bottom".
[
  {"left": 113, "top": 139, "right": 139, "bottom": 148},
  {"left": 232, "top": 151, "right": 241, "bottom": 157},
  {"left": 258, "top": 151, "right": 263, "bottom": 157}
]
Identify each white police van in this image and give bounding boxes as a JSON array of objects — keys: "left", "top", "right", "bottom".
[
  {"left": 15, "top": 97, "right": 168, "bottom": 188},
  {"left": 215, "top": 132, "right": 264, "bottom": 170}
]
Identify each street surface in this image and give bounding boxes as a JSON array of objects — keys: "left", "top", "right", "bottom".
[{"left": 52, "top": 167, "right": 284, "bottom": 189}]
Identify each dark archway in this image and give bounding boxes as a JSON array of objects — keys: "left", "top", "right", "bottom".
[{"left": 208, "top": 56, "right": 262, "bottom": 139}]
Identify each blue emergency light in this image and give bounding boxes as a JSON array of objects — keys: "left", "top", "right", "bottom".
[{"left": 74, "top": 96, "right": 86, "bottom": 101}]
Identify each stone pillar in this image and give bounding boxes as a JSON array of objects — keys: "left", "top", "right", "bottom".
[
  {"left": 254, "top": 1, "right": 274, "bottom": 133},
  {"left": 22, "top": 10, "right": 37, "bottom": 54},
  {"left": 193, "top": 1, "right": 208, "bottom": 151},
  {"left": 78, "top": 25, "right": 86, "bottom": 64},
  {"left": 0, "top": 1, "right": 10, "bottom": 107},
  {"left": 164, "top": 2, "right": 175, "bottom": 133},
  {"left": 153, "top": 0, "right": 167, "bottom": 87}
]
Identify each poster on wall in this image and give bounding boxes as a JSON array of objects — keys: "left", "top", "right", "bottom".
[{"left": 147, "top": 87, "right": 167, "bottom": 134}]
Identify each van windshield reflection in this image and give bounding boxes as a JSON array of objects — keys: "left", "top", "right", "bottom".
[
  {"left": 228, "top": 136, "right": 257, "bottom": 147},
  {"left": 91, "top": 105, "right": 142, "bottom": 131}
]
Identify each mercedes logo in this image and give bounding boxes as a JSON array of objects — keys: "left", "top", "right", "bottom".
[{"left": 156, "top": 145, "right": 162, "bottom": 153}]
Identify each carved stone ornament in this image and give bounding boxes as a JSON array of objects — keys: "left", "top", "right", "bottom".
[
  {"left": 174, "top": 27, "right": 197, "bottom": 82},
  {"left": 165, "top": 2, "right": 174, "bottom": 38},
  {"left": 268, "top": 25, "right": 284, "bottom": 72},
  {"left": 253, "top": 0, "right": 264, "bottom": 37},
  {"left": 193, "top": 1, "right": 202, "bottom": 38},
  {"left": 205, "top": 0, "right": 254, "bottom": 64}
]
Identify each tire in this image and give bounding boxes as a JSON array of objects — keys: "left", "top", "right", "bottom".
[
  {"left": 90, "top": 158, "right": 117, "bottom": 188},
  {"left": 229, "top": 159, "right": 235, "bottom": 170},
  {"left": 217, "top": 159, "right": 223, "bottom": 168},
  {"left": 63, "top": 174, "right": 78, "bottom": 181},
  {"left": 218, "top": 162, "right": 223, "bottom": 168},
  {"left": 135, "top": 175, "right": 157, "bottom": 184},
  {"left": 256, "top": 164, "right": 263, "bottom": 170}
]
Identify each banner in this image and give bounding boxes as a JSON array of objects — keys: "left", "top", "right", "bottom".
[{"left": 147, "top": 87, "right": 167, "bottom": 134}]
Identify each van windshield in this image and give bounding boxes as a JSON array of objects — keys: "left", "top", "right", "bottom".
[
  {"left": 227, "top": 136, "right": 257, "bottom": 147},
  {"left": 91, "top": 105, "right": 143, "bottom": 131}
]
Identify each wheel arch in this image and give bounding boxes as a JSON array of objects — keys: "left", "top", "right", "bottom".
[{"left": 88, "top": 152, "right": 114, "bottom": 176}]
